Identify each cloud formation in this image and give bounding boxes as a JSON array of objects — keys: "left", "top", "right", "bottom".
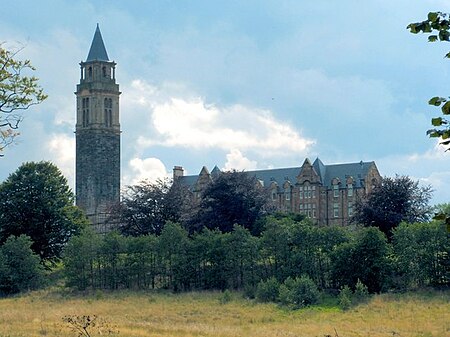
[{"left": 128, "top": 80, "right": 315, "bottom": 157}]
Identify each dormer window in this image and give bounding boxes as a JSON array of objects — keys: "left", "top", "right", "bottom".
[
  {"left": 347, "top": 183, "right": 353, "bottom": 197},
  {"left": 333, "top": 184, "right": 339, "bottom": 198},
  {"left": 272, "top": 190, "right": 277, "bottom": 201},
  {"left": 285, "top": 187, "right": 290, "bottom": 200}
]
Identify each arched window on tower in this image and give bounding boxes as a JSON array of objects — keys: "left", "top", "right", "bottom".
[
  {"left": 102, "top": 66, "right": 107, "bottom": 78},
  {"left": 82, "top": 97, "right": 90, "bottom": 127},
  {"left": 104, "top": 98, "right": 112, "bottom": 127},
  {"left": 88, "top": 66, "right": 92, "bottom": 79}
]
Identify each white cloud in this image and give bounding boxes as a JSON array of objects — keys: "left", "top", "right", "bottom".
[
  {"left": 128, "top": 80, "right": 315, "bottom": 157},
  {"left": 47, "top": 133, "right": 75, "bottom": 188},
  {"left": 124, "top": 157, "right": 170, "bottom": 186},
  {"left": 377, "top": 143, "right": 450, "bottom": 205},
  {"left": 224, "top": 149, "right": 257, "bottom": 171}
]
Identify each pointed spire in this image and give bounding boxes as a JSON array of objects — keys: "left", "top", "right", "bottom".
[{"left": 86, "top": 24, "right": 109, "bottom": 62}]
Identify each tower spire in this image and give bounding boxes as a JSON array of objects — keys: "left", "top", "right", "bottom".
[{"left": 86, "top": 24, "right": 109, "bottom": 62}]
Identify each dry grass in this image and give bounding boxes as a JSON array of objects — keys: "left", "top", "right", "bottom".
[{"left": 0, "top": 289, "right": 448, "bottom": 337}]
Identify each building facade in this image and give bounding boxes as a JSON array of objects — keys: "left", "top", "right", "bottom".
[
  {"left": 175, "top": 158, "right": 381, "bottom": 226},
  {"left": 75, "top": 25, "right": 121, "bottom": 231}
]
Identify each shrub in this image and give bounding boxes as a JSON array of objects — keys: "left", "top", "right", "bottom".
[
  {"left": 278, "top": 276, "right": 320, "bottom": 308},
  {"left": 219, "top": 289, "right": 232, "bottom": 304},
  {"left": 243, "top": 284, "right": 256, "bottom": 299},
  {"left": 256, "top": 277, "right": 280, "bottom": 302},
  {"left": 0, "top": 235, "right": 44, "bottom": 294},
  {"left": 338, "top": 285, "right": 353, "bottom": 310},
  {"left": 354, "top": 279, "right": 369, "bottom": 301}
]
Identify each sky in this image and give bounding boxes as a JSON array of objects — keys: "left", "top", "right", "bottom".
[{"left": 1, "top": 0, "right": 450, "bottom": 205}]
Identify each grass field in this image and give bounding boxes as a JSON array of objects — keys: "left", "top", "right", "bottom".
[{"left": 0, "top": 288, "right": 448, "bottom": 337}]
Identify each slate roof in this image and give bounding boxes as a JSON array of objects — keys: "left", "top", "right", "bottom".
[
  {"left": 86, "top": 24, "right": 109, "bottom": 62},
  {"left": 178, "top": 158, "right": 376, "bottom": 191}
]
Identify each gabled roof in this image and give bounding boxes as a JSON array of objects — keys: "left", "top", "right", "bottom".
[
  {"left": 177, "top": 159, "right": 377, "bottom": 191},
  {"left": 312, "top": 158, "right": 326, "bottom": 183},
  {"left": 86, "top": 24, "right": 109, "bottom": 62},
  {"left": 323, "top": 161, "right": 375, "bottom": 188}
]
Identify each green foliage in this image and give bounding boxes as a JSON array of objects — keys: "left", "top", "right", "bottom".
[
  {"left": 338, "top": 285, "right": 353, "bottom": 310},
  {"left": 392, "top": 221, "right": 449, "bottom": 287},
  {"left": 0, "top": 45, "right": 47, "bottom": 155},
  {"left": 255, "top": 277, "right": 280, "bottom": 302},
  {"left": 0, "top": 161, "right": 87, "bottom": 263},
  {"left": 353, "top": 175, "right": 432, "bottom": 237},
  {"left": 62, "top": 219, "right": 444, "bottom": 295},
  {"left": 332, "top": 227, "right": 391, "bottom": 293},
  {"left": 219, "top": 289, "right": 232, "bottom": 304},
  {"left": 278, "top": 276, "right": 320, "bottom": 308},
  {"left": 63, "top": 229, "right": 101, "bottom": 290},
  {"left": 190, "top": 170, "right": 270, "bottom": 233},
  {"left": 112, "top": 179, "right": 190, "bottom": 236},
  {"left": 354, "top": 279, "right": 369, "bottom": 300},
  {"left": 408, "top": 12, "right": 450, "bottom": 148},
  {"left": 0, "top": 235, "right": 44, "bottom": 294}
]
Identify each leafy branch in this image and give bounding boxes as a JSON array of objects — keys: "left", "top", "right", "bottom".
[
  {"left": 407, "top": 12, "right": 450, "bottom": 149},
  {"left": 0, "top": 44, "right": 47, "bottom": 155}
]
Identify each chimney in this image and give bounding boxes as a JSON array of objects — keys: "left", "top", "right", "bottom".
[{"left": 173, "top": 166, "right": 184, "bottom": 180}]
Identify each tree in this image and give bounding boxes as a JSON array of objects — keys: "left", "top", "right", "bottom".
[
  {"left": 393, "top": 221, "right": 449, "bottom": 287},
  {"left": 408, "top": 12, "right": 450, "bottom": 148},
  {"left": 353, "top": 175, "right": 432, "bottom": 237},
  {"left": 190, "top": 170, "right": 270, "bottom": 233},
  {"left": 331, "top": 227, "right": 391, "bottom": 293},
  {"left": 0, "top": 45, "right": 47, "bottom": 155},
  {"left": 0, "top": 235, "right": 44, "bottom": 294},
  {"left": 0, "top": 161, "right": 88, "bottom": 263},
  {"left": 112, "top": 178, "right": 190, "bottom": 236}
]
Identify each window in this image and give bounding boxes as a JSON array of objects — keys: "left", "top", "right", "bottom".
[
  {"left": 82, "top": 97, "right": 90, "bottom": 127},
  {"left": 333, "top": 184, "right": 339, "bottom": 198},
  {"left": 285, "top": 188, "right": 290, "bottom": 200},
  {"left": 304, "top": 185, "right": 312, "bottom": 199},
  {"left": 312, "top": 185, "right": 316, "bottom": 198},
  {"left": 348, "top": 203, "right": 353, "bottom": 217},
  {"left": 299, "top": 186, "right": 303, "bottom": 199},
  {"left": 333, "top": 203, "right": 339, "bottom": 218},
  {"left": 347, "top": 183, "right": 353, "bottom": 197},
  {"left": 272, "top": 190, "right": 277, "bottom": 201},
  {"left": 104, "top": 98, "right": 113, "bottom": 127}
]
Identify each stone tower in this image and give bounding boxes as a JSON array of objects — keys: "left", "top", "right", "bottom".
[{"left": 75, "top": 24, "right": 121, "bottom": 232}]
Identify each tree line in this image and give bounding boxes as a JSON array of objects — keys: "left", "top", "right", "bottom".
[
  {"left": 0, "top": 160, "right": 448, "bottom": 299},
  {"left": 62, "top": 218, "right": 449, "bottom": 296}
]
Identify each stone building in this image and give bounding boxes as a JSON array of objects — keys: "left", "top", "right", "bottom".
[
  {"left": 174, "top": 158, "right": 381, "bottom": 226},
  {"left": 75, "top": 25, "right": 121, "bottom": 232}
]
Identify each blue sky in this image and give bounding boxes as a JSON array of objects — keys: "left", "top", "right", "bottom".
[{"left": 1, "top": 0, "right": 450, "bottom": 205}]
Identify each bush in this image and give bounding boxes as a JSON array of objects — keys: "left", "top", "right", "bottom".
[
  {"left": 243, "top": 284, "right": 256, "bottom": 299},
  {"left": 354, "top": 279, "right": 369, "bottom": 301},
  {"left": 255, "top": 277, "right": 280, "bottom": 302},
  {"left": 0, "top": 235, "right": 44, "bottom": 294},
  {"left": 219, "top": 289, "right": 232, "bottom": 304},
  {"left": 338, "top": 285, "right": 353, "bottom": 310},
  {"left": 281, "top": 276, "right": 320, "bottom": 308}
]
